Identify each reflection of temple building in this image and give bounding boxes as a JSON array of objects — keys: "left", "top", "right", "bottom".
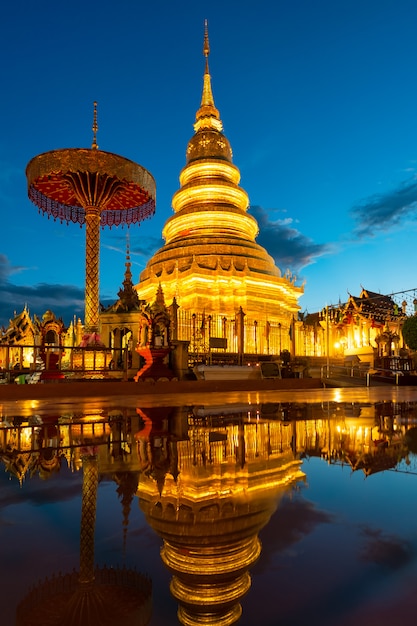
[
  {"left": 294, "top": 401, "right": 410, "bottom": 474},
  {"left": 135, "top": 24, "right": 304, "bottom": 356}
]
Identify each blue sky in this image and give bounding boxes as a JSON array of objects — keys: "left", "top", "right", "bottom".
[{"left": 1, "top": 0, "right": 417, "bottom": 327}]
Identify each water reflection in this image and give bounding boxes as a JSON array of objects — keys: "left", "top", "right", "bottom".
[
  {"left": 137, "top": 405, "right": 303, "bottom": 625},
  {"left": 1, "top": 399, "right": 417, "bottom": 625},
  {"left": 6, "top": 413, "right": 152, "bottom": 626}
]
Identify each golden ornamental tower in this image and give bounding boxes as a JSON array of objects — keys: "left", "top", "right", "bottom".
[{"left": 136, "top": 22, "right": 303, "bottom": 354}]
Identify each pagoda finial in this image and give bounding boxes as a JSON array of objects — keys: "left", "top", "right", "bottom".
[
  {"left": 126, "top": 231, "right": 131, "bottom": 263},
  {"left": 115, "top": 233, "right": 140, "bottom": 311},
  {"left": 203, "top": 19, "right": 210, "bottom": 69},
  {"left": 92, "top": 101, "right": 98, "bottom": 150},
  {"left": 195, "top": 20, "right": 222, "bottom": 132},
  {"left": 156, "top": 283, "right": 166, "bottom": 306},
  {"left": 124, "top": 232, "right": 133, "bottom": 287}
]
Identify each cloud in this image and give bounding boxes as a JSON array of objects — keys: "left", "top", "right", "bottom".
[
  {"left": 352, "top": 177, "right": 417, "bottom": 237},
  {"left": 102, "top": 235, "right": 163, "bottom": 260},
  {"left": 0, "top": 253, "right": 85, "bottom": 327},
  {"left": 249, "top": 205, "right": 331, "bottom": 271},
  {"left": 359, "top": 525, "right": 412, "bottom": 570},
  {"left": 131, "top": 236, "right": 164, "bottom": 259},
  {"left": 0, "top": 278, "right": 85, "bottom": 328},
  {"left": 0, "top": 465, "right": 82, "bottom": 507},
  {"left": 0, "top": 253, "right": 26, "bottom": 282},
  {"left": 254, "top": 493, "right": 333, "bottom": 575}
]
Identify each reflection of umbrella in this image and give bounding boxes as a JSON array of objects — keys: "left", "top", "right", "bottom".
[{"left": 16, "top": 451, "right": 152, "bottom": 626}]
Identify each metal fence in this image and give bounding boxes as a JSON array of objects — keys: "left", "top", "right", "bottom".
[{"left": 175, "top": 310, "right": 291, "bottom": 359}]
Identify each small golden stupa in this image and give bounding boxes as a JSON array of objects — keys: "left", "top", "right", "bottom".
[{"left": 136, "top": 22, "right": 303, "bottom": 354}]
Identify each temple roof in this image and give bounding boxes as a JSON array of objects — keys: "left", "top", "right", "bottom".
[
  {"left": 103, "top": 242, "right": 142, "bottom": 313},
  {"left": 345, "top": 288, "right": 403, "bottom": 322},
  {"left": 0, "top": 306, "right": 36, "bottom": 344}
]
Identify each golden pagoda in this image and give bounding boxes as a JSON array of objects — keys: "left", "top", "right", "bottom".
[{"left": 136, "top": 22, "right": 303, "bottom": 355}]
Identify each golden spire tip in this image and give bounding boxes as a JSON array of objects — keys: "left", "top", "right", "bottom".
[{"left": 203, "top": 19, "right": 210, "bottom": 58}]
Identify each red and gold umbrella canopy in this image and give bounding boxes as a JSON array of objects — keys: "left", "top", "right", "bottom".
[{"left": 26, "top": 148, "right": 156, "bottom": 227}]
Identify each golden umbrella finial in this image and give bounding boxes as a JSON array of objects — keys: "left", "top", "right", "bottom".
[{"left": 92, "top": 101, "right": 98, "bottom": 150}]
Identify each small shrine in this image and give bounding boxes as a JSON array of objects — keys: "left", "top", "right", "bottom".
[
  {"left": 100, "top": 241, "right": 145, "bottom": 375},
  {"left": 0, "top": 307, "right": 67, "bottom": 379},
  {"left": 134, "top": 285, "right": 177, "bottom": 382}
]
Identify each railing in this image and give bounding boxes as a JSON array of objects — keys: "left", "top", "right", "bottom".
[
  {"left": 321, "top": 364, "right": 368, "bottom": 380},
  {"left": 365, "top": 368, "right": 405, "bottom": 386},
  {"left": 0, "top": 344, "right": 133, "bottom": 384},
  {"left": 321, "top": 363, "right": 407, "bottom": 386}
]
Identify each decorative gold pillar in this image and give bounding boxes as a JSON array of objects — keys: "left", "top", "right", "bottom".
[{"left": 84, "top": 206, "right": 101, "bottom": 334}]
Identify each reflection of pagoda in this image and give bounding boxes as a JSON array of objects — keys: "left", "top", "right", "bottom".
[
  {"left": 137, "top": 408, "right": 304, "bottom": 625},
  {"left": 13, "top": 421, "right": 152, "bottom": 626}
]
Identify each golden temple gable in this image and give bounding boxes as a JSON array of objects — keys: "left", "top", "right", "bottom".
[
  {"left": 135, "top": 23, "right": 303, "bottom": 356},
  {"left": 312, "top": 287, "right": 407, "bottom": 364}
]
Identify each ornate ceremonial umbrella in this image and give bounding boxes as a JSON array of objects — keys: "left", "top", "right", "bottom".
[{"left": 26, "top": 103, "right": 156, "bottom": 340}]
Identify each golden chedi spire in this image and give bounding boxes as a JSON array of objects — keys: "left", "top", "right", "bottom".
[
  {"left": 136, "top": 22, "right": 303, "bottom": 344},
  {"left": 194, "top": 20, "right": 222, "bottom": 133}
]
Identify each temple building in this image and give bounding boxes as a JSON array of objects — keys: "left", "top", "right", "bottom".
[
  {"left": 304, "top": 287, "right": 408, "bottom": 364},
  {"left": 135, "top": 24, "right": 304, "bottom": 356},
  {"left": 100, "top": 241, "right": 143, "bottom": 372},
  {"left": 0, "top": 307, "right": 72, "bottom": 372}
]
